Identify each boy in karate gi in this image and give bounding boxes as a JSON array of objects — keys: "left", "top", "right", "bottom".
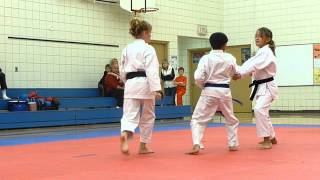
[{"left": 187, "top": 32, "right": 239, "bottom": 154}]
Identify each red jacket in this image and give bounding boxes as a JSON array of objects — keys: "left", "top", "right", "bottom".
[{"left": 104, "top": 73, "right": 124, "bottom": 94}]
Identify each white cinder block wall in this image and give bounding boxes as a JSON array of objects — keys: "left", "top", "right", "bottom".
[
  {"left": 178, "top": 37, "right": 209, "bottom": 105},
  {"left": 0, "top": 0, "right": 222, "bottom": 88},
  {"left": 223, "top": 0, "right": 320, "bottom": 111},
  {"left": 1, "top": 0, "right": 319, "bottom": 111}
]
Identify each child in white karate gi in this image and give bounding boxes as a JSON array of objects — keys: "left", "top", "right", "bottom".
[
  {"left": 234, "top": 27, "right": 278, "bottom": 149},
  {"left": 119, "top": 18, "right": 162, "bottom": 155},
  {"left": 187, "top": 32, "right": 240, "bottom": 155}
]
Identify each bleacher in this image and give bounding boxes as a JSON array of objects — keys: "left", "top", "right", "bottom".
[{"left": 0, "top": 88, "right": 192, "bottom": 130}]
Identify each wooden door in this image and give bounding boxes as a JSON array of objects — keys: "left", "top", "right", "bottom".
[
  {"left": 149, "top": 41, "right": 168, "bottom": 65},
  {"left": 188, "top": 48, "right": 210, "bottom": 109},
  {"left": 226, "top": 45, "right": 253, "bottom": 122}
]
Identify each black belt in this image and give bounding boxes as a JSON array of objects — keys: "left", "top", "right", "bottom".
[
  {"left": 126, "top": 71, "right": 146, "bottom": 80},
  {"left": 204, "top": 83, "right": 229, "bottom": 88},
  {"left": 249, "top": 77, "right": 274, "bottom": 101}
]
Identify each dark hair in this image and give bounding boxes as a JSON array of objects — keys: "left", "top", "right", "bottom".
[
  {"left": 178, "top": 67, "right": 184, "bottom": 72},
  {"left": 209, "top": 32, "right": 228, "bottom": 50},
  {"left": 0, "top": 68, "right": 2, "bottom": 72},
  {"left": 129, "top": 18, "right": 152, "bottom": 38},
  {"left": 105, "top": 64, "right": 111, "bottom": 68},
  {"left": 257, "top": 27, "right": 275, "bottom": 55}
]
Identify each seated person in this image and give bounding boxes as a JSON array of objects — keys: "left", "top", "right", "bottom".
[
  {"left": 110, "top": 58, "right": 118, "bottom": 67},
  {"left": 0, "top": 68, "right": 10, "bottom": 100},
  {"left": 98, "top": 64, "right": 111, "bottom": 96},
  {"left": 104, "top": 64, "right": 124, "bottom": 107}
]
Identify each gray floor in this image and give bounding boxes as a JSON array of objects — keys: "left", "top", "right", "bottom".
[
  {"left": 0, "top": 119, "right": 187, "bottom": 138},
  {"left": 1, "top": 113, "right": 319, "bottom": 139}
]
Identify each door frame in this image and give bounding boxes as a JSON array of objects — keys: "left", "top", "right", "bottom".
[{"left": 188, "top": 48, "right": 211, "bottom": 108}]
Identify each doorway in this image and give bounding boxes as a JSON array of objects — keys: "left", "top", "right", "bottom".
[{"left": 149, "top": 40, "right": 168, "bottom": 65}]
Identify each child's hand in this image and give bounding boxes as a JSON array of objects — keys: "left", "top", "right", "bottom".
[
  {"left": 232, "top": 73, "right": 241, "bottom": 80},
  {"left": 153, "top": 91, "right": 163, "bottom": 100}
]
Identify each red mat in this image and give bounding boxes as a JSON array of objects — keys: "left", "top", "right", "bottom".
[{"left": 0, "top": 126, "right": 319, "bottom": 180}]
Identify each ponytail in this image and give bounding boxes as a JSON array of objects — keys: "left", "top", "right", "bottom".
[
  {"left": 258, "top": 27, "right": 276, "bottom": 55},
  {"left": 129, "top": 18, "right": 152, "bottom": 38},
  {"left": 269, "top": 39, "right": 276, "bottom": 55}
]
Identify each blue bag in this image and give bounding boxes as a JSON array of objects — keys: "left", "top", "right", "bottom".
[{"left": 8, "top": 100, "right": 28, "bottom": 111}]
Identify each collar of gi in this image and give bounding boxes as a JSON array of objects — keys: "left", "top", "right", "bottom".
[{"left": 211, "top": 50, "right": 224, "bottom": 54}]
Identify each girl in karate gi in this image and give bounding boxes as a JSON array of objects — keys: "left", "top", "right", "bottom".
[
  {"left": 187, "top": 32, "right": 240, "bottom": 155},
  {"left": 119, "top": 18, "right": 162, "bottom": 155},
  {"left": 234, "top": 27, "right": 278, "bottom": 149}
]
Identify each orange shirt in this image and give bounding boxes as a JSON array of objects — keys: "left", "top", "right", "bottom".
[{"left": 175, "top": 76, "right": 187, "bottom": 92}]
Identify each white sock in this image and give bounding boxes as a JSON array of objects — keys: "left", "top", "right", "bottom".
[{"left": 2, "top": 89, "right": 10, "bottom": 99}]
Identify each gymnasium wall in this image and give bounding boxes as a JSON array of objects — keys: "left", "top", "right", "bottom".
[
  {"left": 1, "top": 0, "right": 319, "bottom": 111},
  {"left": 223, "top": 0, "right": 320, "bottom": 111},
  {"left": 0, "top": 0, "right": 222, "bottom": 88},
  {"left": 178, "top": 37, "right": 209, "bottom": 105}
]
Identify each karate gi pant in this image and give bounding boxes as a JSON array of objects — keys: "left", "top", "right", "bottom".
[
  {"left": 120, "top": 98, "right": 155, "bottom": 144},
  {"left": 190, "top": 96, "right": 239, "bottom": 147},
  {"left": 254, "top": 91, "right": 276, "bottom": 138}
]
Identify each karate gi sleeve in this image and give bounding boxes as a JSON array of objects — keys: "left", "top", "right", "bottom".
[
  {"left": 238, "top": 50, "right": 273, "bottom": 77},
  {"left": 228, "top": 55, "right": 238, "bottom": 77},
  {"left": 145, "top": 46, "right": 162, "bottom": 92},
  {"left": 119, "top": 48, "right": 127, "bottom": 83},
  {"left": 194, "top": 56, "right": 207, "bottom": 88}
]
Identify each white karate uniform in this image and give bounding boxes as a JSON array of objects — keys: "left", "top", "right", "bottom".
[
  {"left": 191, "top": 50, "right": 239, "bottom": 147},
  {"left": 238, "top": 45, "right": 278, "bottom": 138},
  {"left": 119, "top": 39, "right": 161, "bottom": 144}
]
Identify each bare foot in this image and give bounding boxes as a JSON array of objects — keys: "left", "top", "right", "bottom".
[
  {"left": 138, "top": 147, "right": 155, "bottom": 154},
  {"left": 186, "top": 144, "right": 201, "bottom": 155},
  {"left": 229, "top": 146, "right": 238, "bottom": 151},
  {"left": 127, "top": 132, "right": 134, "bottom": 141},
  {"left": 200, "top": 143, "right": 205, "bottom": 149},
  {"left": 120, "top": 133, "right": 129, "bottom": 155},
  {"left": 270, "top": 137, "right": 277, "bottom": 144},
  {"left": 259, "top": 137, "right": 277, "bottom": 145},
  {"left": 139, "top": 143, "right": 154, "bottom": 154},
  {"left": 259, "top": 141, "right": 272, "bottom": 149}
]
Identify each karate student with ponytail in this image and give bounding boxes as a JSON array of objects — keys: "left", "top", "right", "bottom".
[
  {"left": 234, "top": 27, "right": 278, "bottom": 149},
  {"left": 119, "top": 18, "right": 162, "bottom": 155}
]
